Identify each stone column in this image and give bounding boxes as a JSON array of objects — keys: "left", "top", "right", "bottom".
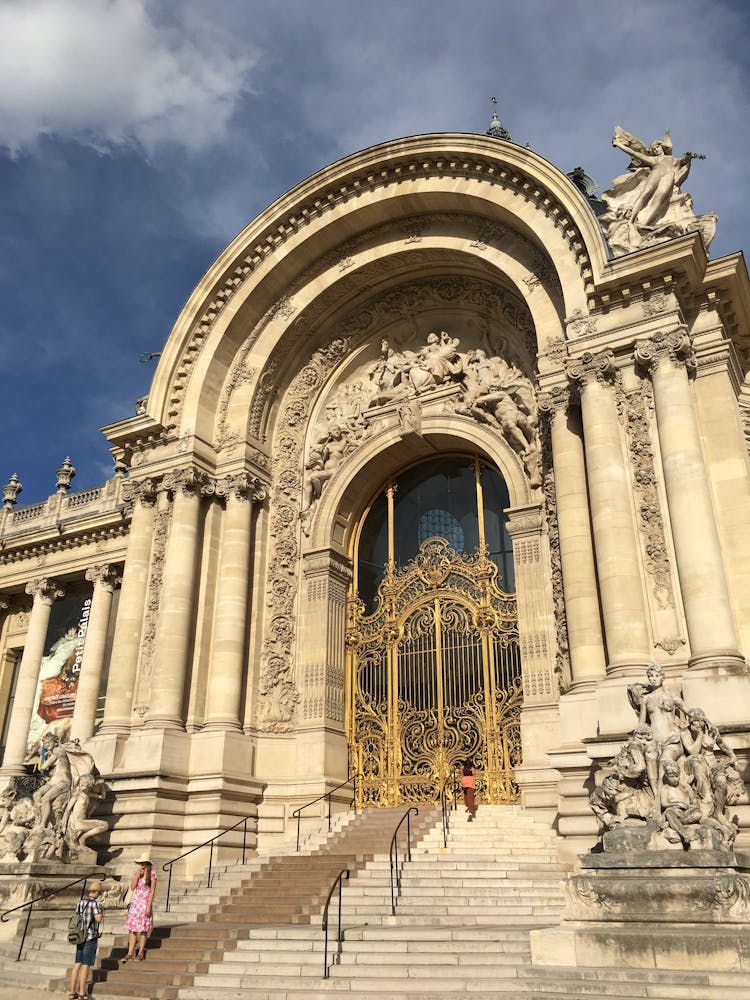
[
  {"left": 203, "top": 473, "right": 265, "bottom": 730},
  {"left": 145, "top": 467, "right": 204, "bottom": 730},
  {"left": 99, "top": 479, "right": 156, "bottom": 735},
  {"left": 635, "top": 330, "right": 743, "bottom": 668},
  {"left": 0, "top": 578, "right": 64, "bottom": 774},
  {"left": 70, "top": 564, "right": 121, "bottom": 742},
  {"left": 566, "top": 351, "right": 650, "bottom": 672},
  {"left": 539, "top": 387, "right": 606, "bottom": 687}
]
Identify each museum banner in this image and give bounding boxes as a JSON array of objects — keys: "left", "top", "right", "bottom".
[{"left": 26, "top": 592, "right": 92, "bottom": 754}]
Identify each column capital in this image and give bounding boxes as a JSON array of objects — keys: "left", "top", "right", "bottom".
[
  {"left": 84, "top": 563, "right": 122, "bottom": 592},
  {"left": 24, "top": 578, "right": 65, "bottom": 604},
  {"left": 634, "top": 326, "right": 696, "bottom": 374},
  {"left": 121, "top": 476, "right": 158, "bottom": 507},
  {"left": 537, "top": 385, "right": 572, "bottom": 417},
  {"left": 209, "top": 472, "right": 267, "bottom": 504},
  {"left": 565, "top": 350, "right": 617, "bottom": 388},
  {"left": 162, "top": 466, "right": 208, "bottom": 498}
]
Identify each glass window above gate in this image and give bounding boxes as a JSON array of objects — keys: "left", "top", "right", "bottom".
[{"left": 356, "top": 456, "right": 513, "bottom": 613}]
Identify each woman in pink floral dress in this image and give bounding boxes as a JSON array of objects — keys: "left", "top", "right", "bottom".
[{"left": 122, "top": 855, "right": 156, "bottom": 961}]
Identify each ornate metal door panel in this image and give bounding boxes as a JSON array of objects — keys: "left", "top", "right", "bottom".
[{"left": 347, "top": 537, "right": 522, "bottom": 807}]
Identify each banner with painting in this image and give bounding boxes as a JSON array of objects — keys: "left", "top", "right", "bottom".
[{"left": 26, "top": 593, "right": 92, "bottom": 755}]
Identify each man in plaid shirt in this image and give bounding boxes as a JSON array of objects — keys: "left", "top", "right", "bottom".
[{"left": 68, "top": 880, "right": 103, "bottom": 999}]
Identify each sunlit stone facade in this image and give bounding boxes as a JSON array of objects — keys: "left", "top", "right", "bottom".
[{"left": 1, "top": 133, "right": 748, "bottom": 864}]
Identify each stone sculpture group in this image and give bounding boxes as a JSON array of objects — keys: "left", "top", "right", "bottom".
[
  {"left": 302, "top": 331, "right": 540, "bottom": 523},
  {"left": 600, "top": 126, "right": 717, "bottom": 256},
  {"left": 590, "top": 665, "right": 742, "bottom": 852},
  {"left": 0, "top": 734, "right": 108, "bottom": 864}
]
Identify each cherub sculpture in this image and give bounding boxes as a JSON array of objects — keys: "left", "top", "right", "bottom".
[{"left": 600, "top": 127, "right": 716, "bottom": 255}]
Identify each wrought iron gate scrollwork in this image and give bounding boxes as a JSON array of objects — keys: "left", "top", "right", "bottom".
[{"left": 347, "top": 537, "right": 522, "bottom": 807}]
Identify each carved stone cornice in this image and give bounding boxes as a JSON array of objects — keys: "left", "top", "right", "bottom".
[
  {"left": 25, "top": 578, "right": 65, "bottom": 604},
  {"left": 564, "top": 350, "right": 617, "bottom": 388},
  {"left": 633, "top": 326, "right": 696, "bottom": 375},
  {"left": 84, "top": 563, "right": 122, "bottom": 592}
]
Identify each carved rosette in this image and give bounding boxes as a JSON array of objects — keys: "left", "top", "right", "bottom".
[{"left": 257, "top": 336, "right": 352, "bottom": 732}]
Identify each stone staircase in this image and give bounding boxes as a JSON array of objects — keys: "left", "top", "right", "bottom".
[
  {"left": 5, "top": 804, "right": 750, "bottom": 999},
  {"left": 90, "top": 805, "right": 441, "bottom": 997},
  {"left": 173, "top": 805, "right": 750, "bottom": 1000}
]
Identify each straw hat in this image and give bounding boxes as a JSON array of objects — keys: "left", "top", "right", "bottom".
[{"left": 134, "top": 853, "right": 151, "bottom": 864}]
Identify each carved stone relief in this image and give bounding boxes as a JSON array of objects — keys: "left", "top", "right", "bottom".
[
  {"left": 257, "top": 336, "right": 352, "bottom": 731},
  {"left": 300, "top": 329, "right": 542, "bottom": 528}
]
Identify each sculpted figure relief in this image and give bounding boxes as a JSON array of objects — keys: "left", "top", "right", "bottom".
[
  {"left": 0, "top": 736, "right": 109, "bottom": 863},
  {"left": 600, "top": 127, "right": 717, "bottom": 256},
  {"left": 589, "top": 666, "right": 742, "bottom": 852},
  {"left": 301, "top": 331, "right": 540, "bottom": 526}
]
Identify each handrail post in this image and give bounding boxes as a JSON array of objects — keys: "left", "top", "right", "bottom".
[
  {"left": 242, "top": 819, "right": 247, "bottom": 865},
  {"left": 16, "top": 902, "right": 33, "bottom": 963},
  {"left": 208, "top": 841, "right": 214, "bottom": 889},
  {"left": 327, "top": 791, "right": 332, "bottom": 833},
  {"left": 296, "top": 812, "right": 301, "bottom": 853},
  {"left": 165, "top": 865, "right": 173, "bottom": 913},
  {"left": 322, "top": 867, "right": 350, "bottom": 978},
  {"left": 406, "top": 810, "right": 412, "bottom": 862}
]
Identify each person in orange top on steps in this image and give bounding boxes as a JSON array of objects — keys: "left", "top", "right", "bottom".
[{"left": 461, "top": 762, "right": 476, "bottom": 821}]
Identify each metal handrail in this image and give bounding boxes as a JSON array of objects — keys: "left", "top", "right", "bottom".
[
  {"left": 0, "top": 870, "right": 108, "bottom": 962},
  {"left": 321, "top": 866, "right": 350, "bottom": 978},
  {"left": 162, "top": 815, "right": 251, "bottom": 913},
  {"left": 389, "top": 806, "right": 419, "bottom": 915},
  {"left": 440, "top": 779, "right": 451, "bottom": 848},
  {"left": 291, "top": 773, "right": 362, "bottom": 852}
]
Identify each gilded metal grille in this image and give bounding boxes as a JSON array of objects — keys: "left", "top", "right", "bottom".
[{"left": 347, "top": 537, "right": 522, "bottom": 807}]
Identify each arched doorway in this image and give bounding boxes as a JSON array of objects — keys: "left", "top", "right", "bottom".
[{"left": 347, "top": 456, "right": 522, "bottom": 807}]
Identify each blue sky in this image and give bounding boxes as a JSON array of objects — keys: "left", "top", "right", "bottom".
[{"left": 1, "top": 0, "right": 748, "bottom": 505}]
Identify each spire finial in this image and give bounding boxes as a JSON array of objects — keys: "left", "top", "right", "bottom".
[{"left": 485, "top": 97, "right": 512, "bottom": 142}]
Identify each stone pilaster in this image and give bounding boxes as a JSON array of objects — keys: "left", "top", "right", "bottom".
[
  {"left": 0, "top": 578, "right": 65, "bottom": 774},
  {"left": 99, "top": 479, "right": 156, "bottom": 735},
  {"left": 635, "top": 329, "right": 744, "bottom": 671},
  {"left": 70, "top": 564, "right": 121, "bottom": 742},
  {"left": 145, "top": 467, "right": 205, "bottom": 730},
  {"left": 538, "top": 387, "right": 606, "bottom": 688},
  {"left": 566, "top": 351, "right": 650, "bottom": 673},
  {"left": 203, "top": 473, "right": 265, "bottom": 730}
]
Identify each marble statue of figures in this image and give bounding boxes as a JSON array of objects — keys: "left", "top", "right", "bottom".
[
  {"left": 627, "top": 664, "right": 688, "bottom": 813},
  {"left": 600, "top": 127, "right": 717, "bottom": 255},
  {"left": 0, "top": 786, "right": 35, "bottom": 861},
  {"left": 62, "top": 771, "right": 109, "bottom": 861},
  {"left": 590, "top": 666, "right": 741, "bottom": 852},
  {"left": 32, "top": 732, "right": 74, "bottom": 830}
]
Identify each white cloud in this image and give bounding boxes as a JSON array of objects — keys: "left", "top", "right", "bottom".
[{"left": 0, "top": 0, "right": 257, "bottom": 153}]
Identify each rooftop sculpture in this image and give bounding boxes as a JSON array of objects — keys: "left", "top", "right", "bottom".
[{"left": 600, "top": 127, "right": 717, "bottom": 256}]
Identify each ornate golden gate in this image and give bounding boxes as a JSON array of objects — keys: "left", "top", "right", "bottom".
[{"left": 347, "top": 537, "right": 522, "bottom": 807}]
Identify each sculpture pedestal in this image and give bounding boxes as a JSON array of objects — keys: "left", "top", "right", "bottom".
[
  {"left": 0, "top": 862, "right": 124, "bottom": 940},
  {"left": 530, "top": 851, "right": 750, "bottom": 972}
]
